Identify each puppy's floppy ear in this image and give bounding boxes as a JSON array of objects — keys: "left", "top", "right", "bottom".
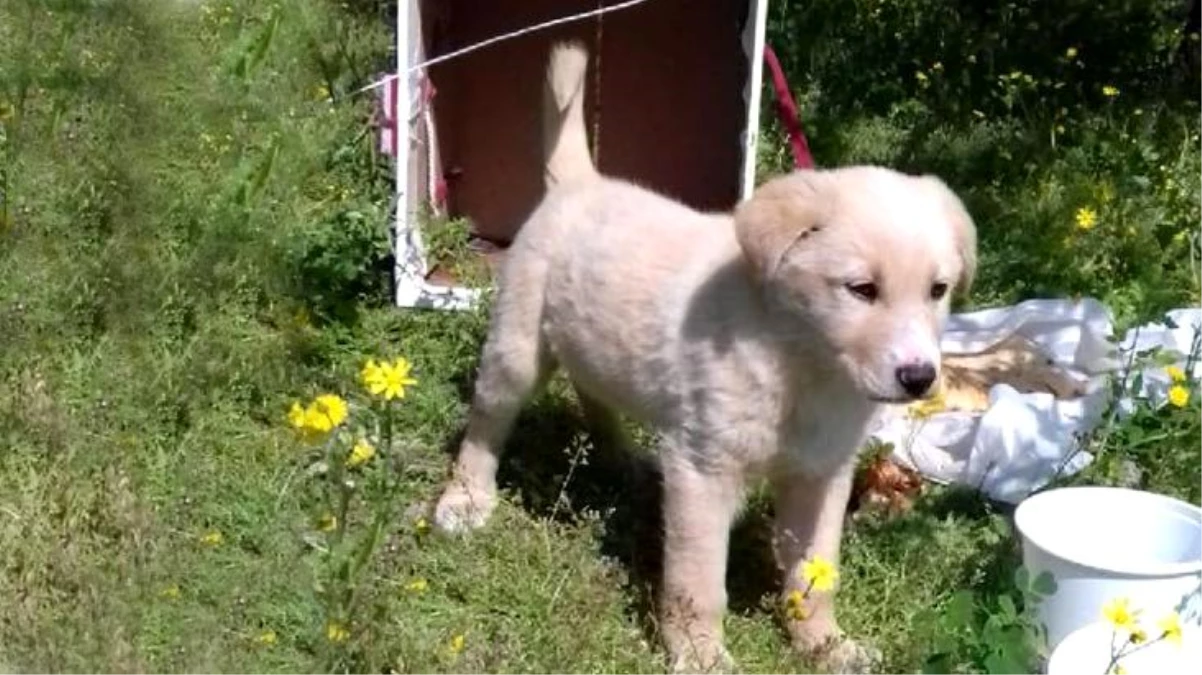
[
  {"left": 919, "top": 175, "right": 977, "bottom": 296},
  {"left": 734, "top": 171, "right": 824, "bottom": 285}
]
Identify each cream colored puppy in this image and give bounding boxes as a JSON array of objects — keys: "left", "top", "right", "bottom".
[{"left": 433, "top": 43, "right": 976, "bottom": 673}]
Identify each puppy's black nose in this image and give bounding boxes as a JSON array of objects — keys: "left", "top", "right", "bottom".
[{"left": 896, "top": 362, "right": 937, "bottom": 398}]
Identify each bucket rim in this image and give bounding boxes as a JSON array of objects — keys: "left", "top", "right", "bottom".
[{"left": 1015, "top": 486, "right": 1202, "bottom": 578}]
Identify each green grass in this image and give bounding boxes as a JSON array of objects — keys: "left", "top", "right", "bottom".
[{"left": 0, "top": 0, "right": 1198, "bottom": 673}]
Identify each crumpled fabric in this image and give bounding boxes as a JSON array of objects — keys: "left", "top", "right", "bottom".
[{"left": 869, "top": 299, "right": 1202, "bottom": 504}]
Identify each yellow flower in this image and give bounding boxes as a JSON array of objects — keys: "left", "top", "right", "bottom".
[
  {"left": 326, "top": 620, "right": 349, "bottom": 643},
  {"left": 1102, "top": 597, "right": 1139, "bottom": 631},
  {"left": 200, "top": 530, "right": 224, "bottom": 547},
  {"left": 1102, "top": 85, "right": 1120, "bottom": 98},
  {"left": 160, "top": 584, "right": 181, "bottom": 600},
  {"left": 1075, "top": 207, "right": 1098, "bottom": 231},
  {"left": 1065, "top": 47, "right": 1078, "bottom": 59},
  {"left": 1166, "top": 365, "right": 1187, "bottom": 383},
  {"left": 288, "top": 401, "right": 307, "bottom": 429},
  {"left": 908, "top": 386, "right": 947, "bottom": 420},
  {"left": 1168, "top": 384, "right": 1190, "bottom": 408},
  {"left": 414, "top": 516, "right": 431, "bottom": 536},
  {"left": 1158, "top": 612, "right": 1182, "bottom": 646},
  {"left": 406, "top": 577, "right": 429, "bottom": 593},
  {"left": 311, "top": 394, "right": 348, "bottom": 429},
  {"left": 363, "top": 358, "right": 418, "bottom": 400},
  {"left": 382, "top": 360, "right": 418, "bottom": 398},
  {"left": 448, "top": 633, "right": 466, "bottom": 654},
  {"left": 317, "top": 513, "right": 337, "bottom": 532},
  {"left": 289, "top": 395, "right": 349, "bottom": 441},
  {"left": 784, "top": 588, "right": 809, "bottom": 621},
  {"left": 1130, "top": 627, "right": 1148, "bottom": 644},
  {"left": 799, "top": 555, "right": 839, "bottom": 593},
  {"left": 314, "top": 84, "right": 330, "bottom": 101},
  {"left": 360, "top": 359, "right": 384, "bottom": 391},
  {"left": 346, "top": 438, "right": 376, "bottom": 468},
  {"left": 256, "top": 629, "right": 278, "bottom": 646},
  {"left": 1112, "top": 665, "right": 1127, "bottom": 675}
]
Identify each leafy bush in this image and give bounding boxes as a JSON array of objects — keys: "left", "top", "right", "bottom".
[
  {"left": 763, "top": 0, "right": 1201, "bottom": 326},
  {"left": 919, "top": 566, "right": 1057, "bottom": 674}
]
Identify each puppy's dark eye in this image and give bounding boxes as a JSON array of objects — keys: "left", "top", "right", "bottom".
[
  {"left": 930, "top": 282, "right": 949, "bottom": 301},
  {"left": 846, "top": 282, "right": 879, "bottom": 303}
]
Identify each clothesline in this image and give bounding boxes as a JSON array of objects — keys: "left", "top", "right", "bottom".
[{"left": 357, "top": 0, "right": 655, "bottom": 94}]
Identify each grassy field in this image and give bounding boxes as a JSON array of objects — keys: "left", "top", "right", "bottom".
[{"left": 0, "top": 0, "right": 1197, "bottom": 673}]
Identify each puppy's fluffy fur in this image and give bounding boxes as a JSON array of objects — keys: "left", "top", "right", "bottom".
[{"left": 434, "top": 42, "right": 977, "bottom": 673}]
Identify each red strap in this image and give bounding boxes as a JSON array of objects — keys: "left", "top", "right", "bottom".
[
  {"left": 434, "top": 178, "right": 448, "bottom": 207},
  {"left": 763, "top": 45, "right": 814, "bottom": 170}
]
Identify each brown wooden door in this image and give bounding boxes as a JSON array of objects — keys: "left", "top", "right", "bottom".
[{"left": 423, "top": 0, "right": 751, "bottom": 245}]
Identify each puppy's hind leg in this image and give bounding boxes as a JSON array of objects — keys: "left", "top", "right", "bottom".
[{"left": 434, "top": 262, "right": 555, "bottom": 534}]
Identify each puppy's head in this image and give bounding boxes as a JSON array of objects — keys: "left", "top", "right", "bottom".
[{"left": 735, "top": 167, "right": 977, "bottom": 402}]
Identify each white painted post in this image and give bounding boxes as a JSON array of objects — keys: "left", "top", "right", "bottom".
[
  {"left": 394, "top": 0, "right": 411, "bottom": 259},
  {"left": 393, "top": 2, "right": 479, "bottom": 310},
  {"left": 739, "top": 0, "right": 769, "bottom": 202}
]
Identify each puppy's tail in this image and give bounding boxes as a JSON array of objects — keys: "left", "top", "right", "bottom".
[{"left": 542, "top": 42, "right": 595, "bottom": 189}]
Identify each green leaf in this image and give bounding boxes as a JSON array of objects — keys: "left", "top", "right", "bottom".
[
  {"left": 945, "top": 590, "right": 976, "bottom": 628},
  {"left": 245, "top": 11, "right": 281, "bottom": 76},
  {"left": 1130, "top": 371, "right": 1144, "bottom": 396},
  {"left": 1013, "top": 566, "right": 1031, "bottom": 592},
  {"left": 922, "top": 653, "right": 955, "bottom": 674},
  {"left": 1032, "top": 571, "right": 1058, "bottom": 596},
  {"left": 932, "top": 629, "right": 960, "bottom": 655},
  {"left": 245, "top": 138, "right": 280, "bottom": 202},
  {"left": 984, "top": 650, "right": 1028, "bottom": 675},
  {"left": 1000, "top": 625, "right": 1035, "bottom": 660},
  {"left": 997, "top": 594, "right": 1017, "bottom": 620},
  {"left": 982, "top": 613, "right": 1005, "bottom": 644},
  {"left": 230, "top": 10, "right": 282, "bottom": 81}
]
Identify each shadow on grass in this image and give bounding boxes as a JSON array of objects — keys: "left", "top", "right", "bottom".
[
  {"left": 439, "top": 362, "right": 1022, "bottom": 652},
  {"left": 436, "top": 368, "right": 779, "bottom": 637}
]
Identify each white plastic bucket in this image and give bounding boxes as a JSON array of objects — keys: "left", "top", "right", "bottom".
[
  {"left": 1046, "top": 620, "right": 1200, "bottom": 674},
  {"left": 1014, "top": 486, "right": 1202, "bottom": 651}
]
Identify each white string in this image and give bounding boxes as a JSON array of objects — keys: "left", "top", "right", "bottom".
[{"left": 357, "top": 0, "right": 654, "bottom": 93}]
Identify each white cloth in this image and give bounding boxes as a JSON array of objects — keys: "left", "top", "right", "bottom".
[{"left": 869, "top": 299, "right": 1202, "bottom": 504}]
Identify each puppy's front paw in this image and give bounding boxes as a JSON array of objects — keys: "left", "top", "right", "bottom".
[
  {"left": 432, "top": 479, "right": 496, "bottom": 534},
  {"left": 798, "top": 635, "right": 882, "bottom": 674},
  {"left": 668, "top": 641, "right": 734, "bottom": 674}
]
